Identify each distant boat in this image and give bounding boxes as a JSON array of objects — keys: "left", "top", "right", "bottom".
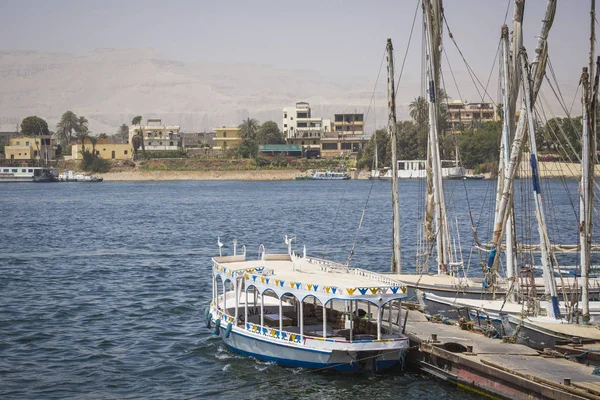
[
  {"left": 309, "top": 170, "right": 350, "bottom": 180},
  {"left": 0, "top": 166, "right": 58, "bottom": 183},
  {"left": 372, "top": 160, "right": 465, "bottom": 180},
  {"left": 58, "top": 170, "right": 103, "bottom": 182}
]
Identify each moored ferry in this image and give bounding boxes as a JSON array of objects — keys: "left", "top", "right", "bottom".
[
  {"left": 206, "top": 240, "right": 409, "bottom": 372},
  {"left": 0, "top": 166, "right": 58, "bottom": 182},
  {"left": 309, "top": 170, "right": 350, "bottom": 180}
]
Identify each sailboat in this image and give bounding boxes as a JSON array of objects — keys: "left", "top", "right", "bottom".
[
  {"left": 418, "top": 0, "right": 600, "bottom": 348},
  {"left": 204, "top": 39, "right": 411, "bottom": 373},
  {"left": 394, "top": 0, "right": 600, "bottom": 305}
]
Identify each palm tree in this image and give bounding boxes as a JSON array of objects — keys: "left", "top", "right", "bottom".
[
  {"left": 57, "top": 111, "right": 79, "bottom": 147},
  {"left": 409, "top": 96, "right": 428, "bottom": 128},
  {"left": 117, "top": 123, "right": 129, "bottom": 144},
  {"left": 77, "top": 131, "right": 89, "bottom": 155},
  {"left": 239, "top": 117, "right": 259, "bottom": 140},
  {"left": 76, "top": 116, "right": 89, "bottom": 135},
  {"left": 131, "top": 116, "right": 146, "bottom": 158},
  {"left": 88, "top": 136, "right": 98, "bottom": 157}
]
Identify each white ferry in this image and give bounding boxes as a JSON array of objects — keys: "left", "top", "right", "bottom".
[
  {"left": 309, "top": 170, "right": 350, "bottom": 180},
  {"left": 58, "top": 170, "right": 103, "bottom": 182},
  {"left": 0, "top": 166, "right": 58, "bottom": 182},
  {"left": 206, "top": 240, "right": 409, "bottom": 372},
  {"left": 373, "top": 160, "right": 465, "bottom": 180}
]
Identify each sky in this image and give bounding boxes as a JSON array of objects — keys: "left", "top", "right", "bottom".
[{"left": 0, "top": 0, "right": 593, "bottom": 109}]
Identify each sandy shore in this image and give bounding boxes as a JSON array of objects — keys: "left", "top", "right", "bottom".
[
  {"left": 102, "top": 169, "right": 306, "bottom": 181},
  {"left": 98, "top": 161, "right": 591, "bottom": 182}
]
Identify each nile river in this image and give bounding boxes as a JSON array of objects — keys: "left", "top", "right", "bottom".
[{"left": 1, "top": 179, "right": 584, "bottom": 399}]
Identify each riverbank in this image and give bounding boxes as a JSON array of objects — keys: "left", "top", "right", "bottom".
[
  {"left": 102, "top": 169, "right": 304, "bottom": 181},
  {"left": 57, "top": 159, "right": 593, "bottom": 181}
]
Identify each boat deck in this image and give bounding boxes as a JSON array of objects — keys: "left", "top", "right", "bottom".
[
  {"left": 215, "top": 256, "right": 403, "bottom": 290},
  {"left": 404, "top": 309, "right": 600, "bottom": 399}
]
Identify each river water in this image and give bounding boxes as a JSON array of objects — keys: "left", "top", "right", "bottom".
[{"left": 0, "top": 179, "right": 584, "bottom": 399}]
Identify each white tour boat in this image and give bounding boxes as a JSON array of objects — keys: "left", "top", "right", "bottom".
[
  {"left": 0, "top": 166, "right": 58, "bottom": 182},
  {"left": 206, "top": 241, "right": 409, "bottom": 372},
  {"left": 374, "top": 160, "right": 465, "bottom": 180},
  {"left": 58, "top": 170, "right": 103, "bottom": 182},
  {"left": 309, "top": 170, "right": 350, "bottom": 180}
]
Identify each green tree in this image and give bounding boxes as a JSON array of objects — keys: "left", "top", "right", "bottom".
[
  {"left": 56, "top": 111, "right": 79, "bottom": 146},
  {"left": 396, "top": 120, "right": 422, "bottom": 159},
  {"left": 131, "top": 116, "right": 146, "bottom": 158},
  {"left": 458, "top": 121, "right": 501, "bottom": 168},
  {"left": 77, "top": 131, "right": 89, "bottom": 155},
  {"left": 538, "top": 116, "right": 583, "bottom": 159},
  {"left": 239, "top": 117, "right": 259, "bottom": 140},
  {"left": 88, "top": 136, "right": 98, "bottom": 156},
  {"left": 236, "top": 139, "right": 258, "bottom": 158},
  {"left": 98, "top": 133, "right": 108, "bottom": 140},
  {"left": 20, "top": 116, "right": 49, "bottom": 136},
  {"left": 76, "top": 116, "right": 89, "bottom": 135},
  {"left": 256, "top": 121, "right": 285, "bottom": 144},
  {"left": 357, "top": 128, "right": 390, "bottom": 170}
]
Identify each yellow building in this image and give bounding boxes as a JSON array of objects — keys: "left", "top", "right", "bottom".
[
  {"left": 72, "top": 143, "right": 132, "bottom": 160},
  {"left": 333, "top": 113, "right": 364, "bottom": 135},
  {"left": 4, "top": 135, "right": 56, "bottom": 160},
  {"left": 213, "top": 126, "right": 242, "bottom": 151}
]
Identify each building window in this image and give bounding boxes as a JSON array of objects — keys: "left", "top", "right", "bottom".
[
  {"left": 18, "top": 153, "right": 21, "bottom": 156},
  {"left": 341, "top": 143, "right": 352, "bottom": 150},
  {"left": 284, "top": 113, "right": 287, "bottom": 118},
  {"left": 284, "top": 124, "right": 287, "bottom": 128},
  {"left": 148, "top": 142, "right": 152, "bottom": 145},
  {"left": 312, "top": 141, "right": 316, "bottom": 145},
  {"left": 12, "top": 169, "right": 17, "bottom": 172},
  {"left": 3, "top": 169, "right": 8, "bottom": 172},
  {"left": 170, "top": 141, "right": 174, "bottom": 146},
  {"left": 34, "top": 150, "right": 38, "bottom": 157},
  {"left": 290, "top": 117, "right": 293, "bottom": 120},
  {"left": 16, "top": 141, "right": 20, "bottom": 145},
  {"left": 322, "top": 143, "right": 338, "bottom": 150},
  {"left": 26, "top": 141, "right": 30, "bottom": 146},
  {"left": 21, "top": 169, "right": 26, "bottom": 172},
  {"left": 124, "top": 150, "right": 128, "bottom": 155},
  {"left": 223, "top": 132, "right": 227, "bottom": 138},
  {"left": 159, "top": 142, "right": 163, "bottom": 145}
]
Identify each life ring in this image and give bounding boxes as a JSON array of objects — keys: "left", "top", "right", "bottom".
[
  {"left": 214, "top": 318, "right": 221, "bottom": 335},
  {"left": 225, "top": 322, "right": 233, "bottom": 338}
]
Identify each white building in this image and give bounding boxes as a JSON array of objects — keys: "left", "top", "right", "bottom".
[
  {"left": 282, "top": 102, "right": 331, "bottom": 144},
  {"left": 128, "top": 118, "right": 182, "bottom": 151}
]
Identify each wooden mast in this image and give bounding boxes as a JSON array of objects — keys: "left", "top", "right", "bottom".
[{"left": 387, "top": 39, "right": 402, "bottom": 273}]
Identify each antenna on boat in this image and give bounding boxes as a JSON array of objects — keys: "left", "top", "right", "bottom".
[
  {"left": 284, "top": 235, "right": 296, "bottom": 256},
  {"left": 217, "top": 236, "right": 223, "bottom": 257},
  {"left": 242, "top": 245, "right": 246, "bottom": 257},
  {"left": 233, "top": 239, "right": 237, "bottom": 256},
  {"left": 303, "top": 244, "right": 306, "bottom": 259},
  {"left": 258, "top": 244, "right": 265, "bottom": 260}
]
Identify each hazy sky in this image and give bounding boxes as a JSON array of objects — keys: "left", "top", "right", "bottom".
[{"left": 0, "top": 0, "right": 593, "bottom": 105}]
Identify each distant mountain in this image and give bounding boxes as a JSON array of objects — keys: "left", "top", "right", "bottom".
[{"left": 0, "top": 48, "right": 404, "bottom": 134}]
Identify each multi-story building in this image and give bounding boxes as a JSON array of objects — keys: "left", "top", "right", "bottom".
[
  {"left": 282, "top": 102, "right": 331, "bottom": 146},
  {"left": 4, "top": 135, "right": 56, "bottom": 160},
  {"left": 213, "top": 126, "right": 242, "bottom": 151},
  {"left": 129, "top": 118, "right": 182, "bottom": 151},
  {"left": 447, "top": 100, "right": 498, "bottom": 134},
  {"left": 333, "top": 113, "right": 364, "bottom": 135}
]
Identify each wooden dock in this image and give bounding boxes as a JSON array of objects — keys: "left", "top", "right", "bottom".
[{"left": 403, "top": 309, "right": 600, "bottom": 399}]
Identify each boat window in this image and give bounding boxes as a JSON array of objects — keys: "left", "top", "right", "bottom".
[
  {"left": 170, "top": 141, "right": 173, "bottom": 146},
  {"left": 159, "top": 142, "right": 163, "bottom": 145}
]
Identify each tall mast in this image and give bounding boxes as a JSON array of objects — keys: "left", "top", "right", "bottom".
[
  {"left": 582, "top": 0, "right": 597, "bottom": 323},
  {"left": 580, "top": 68, "right": 592, "bottom": 323},
  {"left": 387, "top": 38, "right": 402, "bottom": 273},
  {"left": 423, "top": 0, "right": 452, "bottom": 274},
  {"left": 497, "top": 24, "right": 517, "bottom": 301},
  {"left": 521, "top": 48, "right": 560, "bottom": 319},
  {"left": 488, "top": 0, "right": 557, "bottom": 288}
]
